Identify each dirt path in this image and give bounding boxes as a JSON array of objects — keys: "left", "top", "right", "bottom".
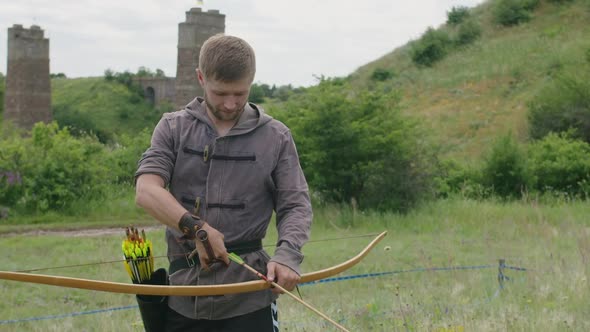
[{"left": 0, "top": 225, "right": 162, "bottom": 238}]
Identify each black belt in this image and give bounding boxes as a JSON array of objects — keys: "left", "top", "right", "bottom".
[{"left": 169, "top": 239, "right": 262, "bottom": 274}]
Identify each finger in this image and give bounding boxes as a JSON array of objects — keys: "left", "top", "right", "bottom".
[
  {"left": 266, "top": 263, "right": 276, "bottom": 283},
  {"left": 199, "top": 255, "right": 210, "bottom": 270},
  {"left": 285, "top": 280, "right": 298, "bottom": 292},
  {"left": 191, "top": 245, "right": 211, "bottom": 270},
  {"left": 218, "top": 251, "right": 230, "bottom": 265}
]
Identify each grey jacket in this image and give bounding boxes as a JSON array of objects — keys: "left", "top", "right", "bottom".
[{"left": 135, "top": 97, "right": 312, "bottom": 319}]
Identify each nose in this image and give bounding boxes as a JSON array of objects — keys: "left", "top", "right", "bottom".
[{"left": 224, "top": 96, "right": 238, "bottom": 111}]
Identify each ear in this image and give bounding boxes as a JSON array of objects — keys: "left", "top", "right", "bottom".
[{"left": 196, "top": 69, "right": 205, "bottom": 87}]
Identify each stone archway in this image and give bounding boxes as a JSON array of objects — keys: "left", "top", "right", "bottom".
[{"left": 145, "top": 86, "right": 155, "bottom": 105}]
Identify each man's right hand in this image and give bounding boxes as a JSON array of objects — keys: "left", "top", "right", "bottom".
[{"left": 190, "top": 223, "right": 230, "bottom": 269}]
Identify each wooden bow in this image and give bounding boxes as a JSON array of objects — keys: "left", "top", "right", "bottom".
[{"left": 0, "top": 231, "right": 387, "bottom": 296}]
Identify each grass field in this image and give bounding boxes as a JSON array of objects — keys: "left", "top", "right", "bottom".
[{"left": 1, "top": 198, "right": 588, "bottom": 331}]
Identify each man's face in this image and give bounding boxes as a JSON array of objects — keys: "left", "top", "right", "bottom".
[{"left": 198, "top": 70, "right": 252, "bottom": 123}]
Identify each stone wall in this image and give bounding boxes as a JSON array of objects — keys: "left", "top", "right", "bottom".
[{"left": 134, "top": 76, "right": 176, "bottom": 108}]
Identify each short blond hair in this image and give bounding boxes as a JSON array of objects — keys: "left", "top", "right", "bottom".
[{"left": 199, "top": 34, "right": 256, "bottom": 82}]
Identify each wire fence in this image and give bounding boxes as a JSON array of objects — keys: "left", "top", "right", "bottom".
[{"left": 0, "top": 259, "right": 527, "bottom": 326}]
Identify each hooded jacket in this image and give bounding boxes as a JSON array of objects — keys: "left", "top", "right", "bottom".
[{"left": 135, "top": 97, "right": 312, "bottom": 319}]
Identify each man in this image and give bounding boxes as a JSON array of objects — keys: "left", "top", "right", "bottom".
[{"left": 135, "top": 34, "right": 312, "bottom": 331}]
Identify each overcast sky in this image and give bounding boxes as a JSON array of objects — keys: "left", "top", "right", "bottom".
[{"left": 1, "top": 0, "right": 486, "bottom": 87}]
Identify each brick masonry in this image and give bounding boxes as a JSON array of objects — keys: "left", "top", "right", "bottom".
[
  {"left": 174, "top": 8, "right": 225, "bottom": 109},
  {"left": 3, "top": 24, "right": 52, "bottom": 129}
]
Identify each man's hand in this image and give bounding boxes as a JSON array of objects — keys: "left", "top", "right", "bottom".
[
  {"left": 189, "top": 223, "right": 229, "bottom": 269},
  {"left": 266, "top": 262, "right": 300, "bottom": 294}
]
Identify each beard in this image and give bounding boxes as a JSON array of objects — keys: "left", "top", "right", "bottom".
[{"left": 204, "top": 93, "right": 246, "bottom": 123}]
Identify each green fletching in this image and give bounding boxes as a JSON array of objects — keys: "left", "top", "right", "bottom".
[{"left": 228, "top": 252, "right": 244, "bottom": 264}]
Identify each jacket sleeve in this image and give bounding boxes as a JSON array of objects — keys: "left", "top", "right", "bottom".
[
  {"left": 135, "top": 115, "right": 177, "bottom": 186},
  {"left": 269, "top": 129, "right": 312, "bottom": 275}
]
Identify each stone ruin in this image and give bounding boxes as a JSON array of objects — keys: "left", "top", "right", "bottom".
[
  {"left": 3, "top": 24, "right": 52, "bottom": 130},
  {"left": 3, "top": 7, "right": 226, "bottom": 128}
]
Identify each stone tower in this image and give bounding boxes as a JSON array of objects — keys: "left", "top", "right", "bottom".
[
  {"left": 175, "top": 8, "right": 225, "bottom": 109},
  {"left": 4, "top": 24, "right": 52, "bottom": 129}
]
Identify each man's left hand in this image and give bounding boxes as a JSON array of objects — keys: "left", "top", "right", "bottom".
[{"left": 266, "top": 262, "right": 300, "bottom": 294}]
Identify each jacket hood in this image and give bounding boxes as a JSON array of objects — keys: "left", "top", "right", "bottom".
[{"left": 184, "top": 97, "right": 273, "bottom": 136}]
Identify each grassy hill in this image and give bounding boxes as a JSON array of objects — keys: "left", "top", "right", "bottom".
[
  {"left": 51, "top": 77, "right": 166, "bottom": 142},
  {"left": 348, "top": 0, "right": 590, "bottom": 161}
]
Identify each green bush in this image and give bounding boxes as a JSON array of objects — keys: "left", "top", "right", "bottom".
[
  {"left": 0, "top": 122, "right": 109, "bottom": 212},
  {"left": 271, "top": 79, "right": 437, "bottom": 212},
  {"left": 370, "top": 68, "right": 395, "bottom": 81},
  {"left": 493, "top": 0, "right": 539, "bottom": 26},
  {"left": 109, "top": 129, "right": 152, "bottom": 184},
  {"left": 270, "top": 84, "right": 306, "bottom": 101},
  {"left": 455, "top": 20, "right": 482, "bottom": 46},
  {"left": 435, "top": 159, "right": 489, "bottom": 200},
  {"left": 528, "top": 133, "right": 590, "bottom": 197},
  {"left": 411, "top": 28, "right": 453, "bottom": 67},
  {"left": 482, "top": 134, "right": 531, "bottom": 198},
  {"left": 447, "top": 6, "right": 471, "bottom": 25},
  {"left": 528, "top": 72, "right": 590, "bottom": 143}
]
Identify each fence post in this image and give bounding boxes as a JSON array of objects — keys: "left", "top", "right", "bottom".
[{"left": 497, "top": 259, "right": 506, "bottom": 290}]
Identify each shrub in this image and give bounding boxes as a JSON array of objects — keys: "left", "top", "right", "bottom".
[
  {"left": 447, "top": 6, "right": 471, "bottom": 25},
  {"left": 411, "top": 28, "right": 453, "bottom": 67},
  {"left": 528, "top": 133, "right": 590, "bottom": 197},
  {"left": 528, "top": 73, "right": 590, "bottom": 143},
  {"left": 109, "top": 129, "right": 152, "bottom": 184},
  {"left": 482, "top": 134, "right": 531, "bottom": 198},
  {"left": 272, "top": 79, "right": 437, "bottom": 212},
  {"left": 435, "top": 159, "right": 489, "bottom": 200},
  {"left": 50, "top": 73, "right": 67, "bottom": 79},
  {"left": 136, "top": 66, "right": 166, "bottom": 78},
  {"left": 0, "top": 122, "right": 109, "bottom": 212},
  {"left": 455, "top": 20, "right": 482, "bottom": 46},
  {"left": 370, "top": 68, "right": 395, "bottom": 81},
  {"left": 493, "top": 0, "right": 539, "bottom": 26}
]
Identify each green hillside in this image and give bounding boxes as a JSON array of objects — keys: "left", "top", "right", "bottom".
[
  {"left": 51, "top": 77, "right": 166, "bottom": 142},
  {"left": 348, "top": 0, "right": 590, "bottom": 161}
]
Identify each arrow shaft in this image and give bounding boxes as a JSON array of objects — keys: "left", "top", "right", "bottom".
[{"left": 238, "top": 261, "right": 351, "bottom": 332}]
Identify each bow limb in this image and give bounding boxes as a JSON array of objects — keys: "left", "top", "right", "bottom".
[
  {"left": 300, "top": 230, "right": 387, "bottom": 283},
  {"left": 0, "top": 231, "right": 387, "bottom": 296}
]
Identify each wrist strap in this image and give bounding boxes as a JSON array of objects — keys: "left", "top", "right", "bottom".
[{"left": 178, "top": 213, "right": 204, "bottom": 240}]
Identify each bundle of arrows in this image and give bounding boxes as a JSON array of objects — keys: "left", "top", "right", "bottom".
[{"left": 122, "top": 226, "right": 154, "bottom": 284}]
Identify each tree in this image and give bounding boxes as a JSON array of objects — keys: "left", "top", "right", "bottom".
[
  {"left": 271, "top": 79, "right": 437, "bottom": 211},
  {"left": 447, "top": 6, "right": 470, "bottom": 25}
]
